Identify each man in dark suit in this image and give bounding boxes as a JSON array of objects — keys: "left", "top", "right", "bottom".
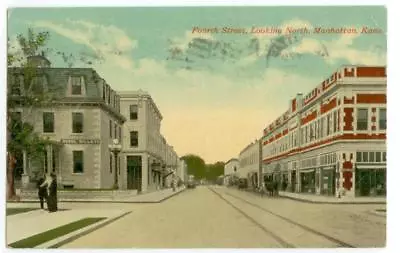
[{"left": 36, "top": 174, "right": 48, "bottom": 209}]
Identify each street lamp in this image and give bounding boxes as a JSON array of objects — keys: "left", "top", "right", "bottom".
[{"left": 109, "top": 139, "right": 122, "bottom": 189}]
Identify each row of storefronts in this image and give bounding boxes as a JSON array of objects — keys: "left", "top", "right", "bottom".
[{"left": 261, "top": 66, "right": 387, "bottom": 198}]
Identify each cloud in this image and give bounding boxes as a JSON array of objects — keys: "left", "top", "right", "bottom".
[
  {"left": 289, "top": 30, "right": 386, "bottom": 65},
  {"left": 32, "top": 19, "right": 137, "bottom": 70},
  {"left": 169, "top": 30, "right": 215, "bottom": 51}
]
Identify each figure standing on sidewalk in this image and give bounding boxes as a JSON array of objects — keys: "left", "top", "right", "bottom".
[
  {"left": 47, "top": 173, "right": 58, "bottom": 212},
  {"left": 40, "top": 173, "right": 58, "bottom": 212},
  {"left": 36, "top": 174, "right": 47, "bottom": 209}
]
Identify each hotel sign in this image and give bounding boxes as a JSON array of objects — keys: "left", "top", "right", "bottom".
[{"left": 61, "top": 139, "right": 101, "bottom": 145}]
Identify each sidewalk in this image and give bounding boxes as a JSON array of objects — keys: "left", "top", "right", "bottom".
[
  {"left": 279, "top": 191, "right": 386, "bottom": 204},
  {"left": 6, "top": 208, "right": 131, "bottom": 248},
  {"left": 11, "top": 186, "right": 186, "bottom": 203}
]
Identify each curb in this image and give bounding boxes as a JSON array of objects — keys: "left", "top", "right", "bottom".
[
  {"left": 43, "top": 211, "right": 132, "bottom": 248},
  {"left": 8, "top": 188, "right": 186, "bottom": 204},
  {"left": 227, "top": 188, "right": 386, "bottom": 205},
  {"left": 279, "top": 194, "right": 387, "bottom": 205},
  {"left": 158, "top": 187, "right": 186, "bottom": 203}
]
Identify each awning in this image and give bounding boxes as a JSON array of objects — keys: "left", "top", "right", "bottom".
[
  {"left": 356, "top": 164, "right": 386, "bottom": 170},
  {"left": 300, "top": 168, "right": 316, "bottom": 173}
]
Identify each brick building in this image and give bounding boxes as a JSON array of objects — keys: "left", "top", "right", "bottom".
[{"left": 261, "top": 66, "right": 386, "bottom": 198}]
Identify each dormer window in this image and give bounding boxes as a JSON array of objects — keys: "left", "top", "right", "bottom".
[
  {"left": 30, "top": 75, "right": 48, "bottom": 94},
  {"left": 69, "top": 76, "right": 85, "bottom": 95}
]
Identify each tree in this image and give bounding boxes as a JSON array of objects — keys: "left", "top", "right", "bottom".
[
  {"left": 181, "top": 154, "right": 206, "bottom": 180},
  {"left": 7, "top": 28, "right": 59, "bottom": 200}
]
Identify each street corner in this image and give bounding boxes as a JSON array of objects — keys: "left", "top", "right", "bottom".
[{"left": 6, "top": 206, "right": 132, "bottom": 249}]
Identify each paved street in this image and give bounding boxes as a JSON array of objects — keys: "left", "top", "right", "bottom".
[{"left": 56, "top": 186, "right": 385, "bottom": 248}]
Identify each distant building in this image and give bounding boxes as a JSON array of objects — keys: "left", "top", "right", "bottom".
[
  {"left": 118, "top": 90, "right": 178, "bottom": 192},
  {"left": 239, "top": 140, "right": 261, "bottom": 189},
  {"left": 177, "top": 158, "right": 188, "bottom": 182},
  {"left": 262, "top": 66, "right": 386, "bottom": 198},
  {"left": 224, "top": 158, "right": 239, "bottom": 185}
]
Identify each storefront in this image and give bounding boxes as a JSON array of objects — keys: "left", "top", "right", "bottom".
[
  {"left": 355, "top": 165, "right": 386, "bottom": 196},
  {"left": 320, "top": 167, "right": 336, "bottom": 196},
  {"left": 300, "top": 169, "right": 316, "bottom": 193}
]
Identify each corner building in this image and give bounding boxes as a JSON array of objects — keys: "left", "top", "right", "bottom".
[
  {"left": 262, "top": 66, "right": 386, "bottom": 198},
  {"left": 8, "top": 56, "right": 125, "bottom": 189}
]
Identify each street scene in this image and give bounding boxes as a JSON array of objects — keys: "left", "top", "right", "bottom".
[{"left": 5, "top": 5, "right": 387, "bottom": 249}]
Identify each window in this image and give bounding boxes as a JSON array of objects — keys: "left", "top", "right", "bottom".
[
  {"left": 10, "top": 75, "right": 22, "bottom": 95},
  {"left": 107, "top": 87, "right": 111, "bottom": 104},
  {"left": 73, "top": 151, "right": 84, "bottom": 173},
  {"left": 71, "top": 76, "right": 83, "bottom": 95},
  {"left": 383, "top": 152, "right": 386, "bottom": 162},
  {"left": 102, "top": 84, "right": 106, "bottom": 100},
  {"left": 362, "top": 152, "right": 368, "bottom": 162},
  {"left": 356, "top": 152, "right": 362, "bottom": 162},
  {"left": 369, "top": 152, "right": 375, "bottom": 162},
  {"left": 333, "top": 111, "right": 337, "bottom": 133},
  {"left": 114, "top": 123, "right": 117, "bottom": 139},
  {"left": 357, "top": 109, "right": 368, "bottom": 130},
  {"left": 376, "top": 152, "right": 381, "bottom": 162},
  {"left": 110, "top": 153, "right": 113, "bottom": 173},
  {"left": 327, "top": 114, "right": 331, "bottom": 136},
  {"left": 130, "top": 131, "right": 138, "bottom": 147},
  {"left": 320, "top": 118, "right": 324, "bottom": 138},
  {"left": 118, "top": 126, "right": 121, "bottom": 140},
  {"left": 72, "top": 112, "right": 83, "bottom": 133},
  {"left": 30, "top": 76, "right": 47, "bottom": 93},
  {"left": 310, "top": 124, "right": 313, "bottom": 141},
  {"left": 109, "top": 120, "right": 113, "bottom": 138},
  {"left": 43, "top": 112, "right": 54, "bottom": 133},
  {"left": 130, "top": 105, "right": 138, "bottom": 120},
  {"left": 379, "top": 109, "right": 386, "bottom": 130}
]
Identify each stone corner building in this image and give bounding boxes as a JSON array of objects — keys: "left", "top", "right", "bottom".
[{"left": 8, "top": 56, "right": 180, "bottom": 191}]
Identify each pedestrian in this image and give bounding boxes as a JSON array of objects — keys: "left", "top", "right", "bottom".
[
  {"left": 47, "top": 173, "right": 58, "bottom": 212},
  {"left": 36, "top": 174, "right": 47, "bottom": 209},
  {"left": 273, "top": 181, "right": 279, "bottom": 197},
  {"left": 40, "top": 173, "right": 58, "bottom": 212}
]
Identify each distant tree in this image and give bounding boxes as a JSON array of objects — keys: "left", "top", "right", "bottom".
[
  {"left": 181, "top": 154, "right": 206, "bottom": 180},
  {"left": 205, "top": 161, "right": 224, "bottom": 182}
]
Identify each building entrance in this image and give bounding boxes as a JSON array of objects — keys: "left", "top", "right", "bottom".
[
  {"left": 355, "top": 167, "right": 386, "bottom": 196},
  {"left": 127, "top": 156, "right": 142, "bottom": 191}
]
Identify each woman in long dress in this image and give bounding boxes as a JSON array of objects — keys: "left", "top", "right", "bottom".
[
  {"left": 47, "top": 173, "right": 58, "bottom": 212},
  {"left": 40, "top": 173, "right": 58, "bottom": 212}
]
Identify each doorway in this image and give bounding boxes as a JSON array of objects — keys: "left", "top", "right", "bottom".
[
  {"left": 127, "top": 156, "right": 142, "bottom": 191},
  {"left": 356, "top": 168, "right": 386, "bottom": 196},
  {"left": 291, "top": 170, "right": 296, "bottom": 192}
]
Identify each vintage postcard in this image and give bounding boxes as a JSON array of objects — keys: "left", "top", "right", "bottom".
[{"left": 5, "top": 4, "right": 387, "bottom": 249}]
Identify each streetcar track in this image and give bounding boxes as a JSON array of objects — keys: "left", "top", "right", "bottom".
[
  {"left": 220, "top": 188, "right": 355, "bottom": 248},
  {"left": 208, "top": 187, "right": 295, "bottom": 248}
]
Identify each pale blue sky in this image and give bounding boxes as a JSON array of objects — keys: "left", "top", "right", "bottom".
[{"left": 7, "top": 6, "right": 387, "bottom": 163}]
